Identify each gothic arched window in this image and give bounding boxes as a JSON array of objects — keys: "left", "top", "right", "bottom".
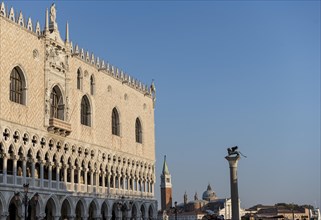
[
  {"left": 90, "top": 75, "right": 95, "bottom": 95},
  {"left": 112, "top": 108, "right": 120, "bottom": 136},
  {"left": 10, "top": 67, "right": 26, "bottom": 104},
  {"left": 81, "top": 96, "right": 91, "bottom": 126},
  {"left": 50, "top": 86, "right": 64, "bottom": 120},
  {"left": 77, "top": 68, "right": 82, "bottom": 90},
  {"left": 135, "top": 118, "right": 142, "bottom": 143}
]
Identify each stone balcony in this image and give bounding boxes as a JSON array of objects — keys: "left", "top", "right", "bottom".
[{"left": 48, "top": 118, "right": 72, "bottom": 136}]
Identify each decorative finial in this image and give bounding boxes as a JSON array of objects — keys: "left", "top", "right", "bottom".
[
  {"left": 65, "top": 21, "right": 69, "bottom": 43},
  {"left": 45, "top": 8, "right": 49, "bottom": 32}
]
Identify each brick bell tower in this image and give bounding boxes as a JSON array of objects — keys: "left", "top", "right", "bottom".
[{"left": 160, "top": 155, "right": 173, "bottom": 211}]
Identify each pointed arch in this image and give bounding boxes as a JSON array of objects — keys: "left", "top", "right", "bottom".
[
  {"left": 135, "top": 117, "right": 142, "bottom": 143},
  {"left": 50, "top": 85, "right": 64, "bottom": 120},
  {"left": 148, "top": 203, "right": 156, "bottom": 220},
  {"left": 75, "top": 199, "right": 87, "bottom": 219},
  {"left": 45, "top": 196, "right": 58, "bottom": 219},
  {"left": 9, "top": 66, "right": 27, "bottom": 105},
  {"left": 81, "top": 95, "right": 91, "bottom": 126},
  {"left": 89, "top": 199, "right": 100, "bottom": 219},
  {"left": 61, "top": 197, "right": 74, "bottom": 219},
  {"left": 101, "top": 201, "right": 110, "bottom": 220},
  {"left": 112, "top": 107, "right": 120, "bottom": 136}
]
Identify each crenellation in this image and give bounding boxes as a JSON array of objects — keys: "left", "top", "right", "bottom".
[
  {"left": 96, "top": 57, "right": 100, "bottom": 68},
  {"left": 8, "top": 6, "right": 14, "bottom": 22},
  {"left": 120, "top": 70, "right": 124, "bottom": 80},
  {"left": 107, "top": 62, "right": 111, "bottom": 73},
  {"left": 74, "top": 44, "right": 79, "bottom": 55},
  {"left": 101, "top": 60, "right": 106, "bottom": 69},
  {"left": 111, "top": 65, "right": 115, "bottom": 75},
  {"left": 27, "top": 17, "right": 32, "bottom": 31},
  {"left": 35, "top": 21, "right": 41, "bottom": 35},
  {"left": 70, "top": 41, "right": 73, "bottom": 53},
  {"left": 85, "top": 50, "right": 90, "bottom": 62},
  {"left": 0, "top": 2, "right": 5, "bottom": 16},
  {"left": 80, "top": 48, "right": 84, "bottom": 59},
  {"left": 116, "top": 68, "right": 120, "bottom": 78},
  {"left": 17, "top": 11, "right": 24, "bottom": 27},
  {"left": 91, "top": 53, "right": 95, "bottom": 65}
]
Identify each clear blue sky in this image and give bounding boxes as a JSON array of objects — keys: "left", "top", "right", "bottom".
[{"left": 7, "top": 1, "right": 320, "bottom": 208}]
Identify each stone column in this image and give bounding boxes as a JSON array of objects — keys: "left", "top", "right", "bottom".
[
  {"left": 77, "top": 167, "right": 81, "bottom": 192},
  {"left": 22, "top": 158, "right": 27, "bottom": 182},
  {"left": 63, "top": 165, "right": 67, "bottom": 183},
  {"left": 84, "top": 168, "right": 88, "bottom": 186},
  {"left": 48, "top": 163, "right": 52, "bottom": 188},
  {"left": 13, "top": 156, "right": 17, "bottom": 185},
  {"left": 31, "top": 160, "right": 35, "bottom": 187},
  {"left": 56, "top": 164, "right": 60, "bottom": 190},
  {"left": 102, "top": 171, "right": 105, "bottom": 187},
  {"left": 90, "top": 169, "right": 94, "bottom": 193},
  {"left": 95, "top": 170, "right": 99, "bottom": 192},
  {"left": 107, "top": 173, "right": 110, "bottom": 195},
  {"left": 225, "top": 155, "right": 241, "bottom": 220},
  {"left": 90, "top": 170, "right": 94, "bottom": 186},
  {"left": 2, "top": 154, "right": 7, "bottom": 184},
  {"left": 112, "top": 174, "right": 115, "bottom": 189},
  {"left": 71, "top": 166, "right": 75, "bottom": 189},
  {"left": 40, "top": 161, "right": 44, "bottom": 188}
]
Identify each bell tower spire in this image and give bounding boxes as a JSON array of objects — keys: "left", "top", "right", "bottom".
[{"left": 160, "top": 155, "right": 172, "bottom": 211}]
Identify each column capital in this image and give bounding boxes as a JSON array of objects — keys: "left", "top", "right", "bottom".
[
  {"left": 0, "top": 211, "right": 9, "bottom": 217},
  {"left": 225, "top": 155, "right": 240, "bottom": 168}
]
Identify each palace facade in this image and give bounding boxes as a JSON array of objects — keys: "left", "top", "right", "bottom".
[{"left": 0, "top": 2, "right": 157, "bottom": 220}]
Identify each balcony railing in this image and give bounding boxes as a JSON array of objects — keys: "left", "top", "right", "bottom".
[
  {"left": 0, "top": 173, "right": 154, "bottom": 198},
  {"left": 48, "top": 118, "right": 72, "bottom": 136}
]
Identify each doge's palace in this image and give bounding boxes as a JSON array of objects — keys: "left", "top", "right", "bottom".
[{"left": 0, "top": 2, "right": 157, "bottom": 220}]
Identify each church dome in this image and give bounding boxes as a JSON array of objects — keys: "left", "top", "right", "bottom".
[{"left": 202, "top": 184, "right": 217, "bottom": 201}]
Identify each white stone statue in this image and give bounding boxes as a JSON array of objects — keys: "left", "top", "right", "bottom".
[{"left": 50, "top": 3, "right": 56, "bottom": 23}]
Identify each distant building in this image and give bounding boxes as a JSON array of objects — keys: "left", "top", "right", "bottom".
[
  {"left": 160, "top": 156, "right": 173, "bottom": 211},
  {"left": 243, "top": 204, "right": 313, "bottom": 220},
  {"left": 158, "top": 157, "right": 244, "bottom": 220}
]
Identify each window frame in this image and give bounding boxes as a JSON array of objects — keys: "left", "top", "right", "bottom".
[
  {"left": 135, "top": 118, "right": 142, "bottom": 143},
  {"left": 112, "top": 108, "right": 120, "bottom": 136},
  {"left": 9, "top": 67, "right": 26, "bottom": 105},
  {"left": 81, "top": 96, "right": 91, "bottom": 126}
]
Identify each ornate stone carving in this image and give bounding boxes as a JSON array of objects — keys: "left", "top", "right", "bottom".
[{"left": 45, "top": 44, "right": 69, "bottom": 72}]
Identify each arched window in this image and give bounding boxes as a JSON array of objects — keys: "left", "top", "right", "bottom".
[
  {"left": 90, "top": 75, "right": 95, "bottom": 95},
  {"left": 135, "top": 118, "right": 142, "bottom": 143},
  {"left": 77, "top": 68, "right": 82, "bottom": 90},
  {"left": 50, "top": 86, "right": 64, "bottom": 120},
  {"left": 10, "top": 67, "right": 26, "bottom": 104},
  {"left": 81, "top": 96, "right": 91, "bottom": 126},
  {"left": 112, "top": 108, "right": 120, "bottom": 136}
]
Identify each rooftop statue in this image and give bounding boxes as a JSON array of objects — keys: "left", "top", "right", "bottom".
[
  {"left": 227, "top": 146, "right": 247, "bottom": 158},
  {"left": 50, "top": 3, "right": 56, "bottom": 24}
]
